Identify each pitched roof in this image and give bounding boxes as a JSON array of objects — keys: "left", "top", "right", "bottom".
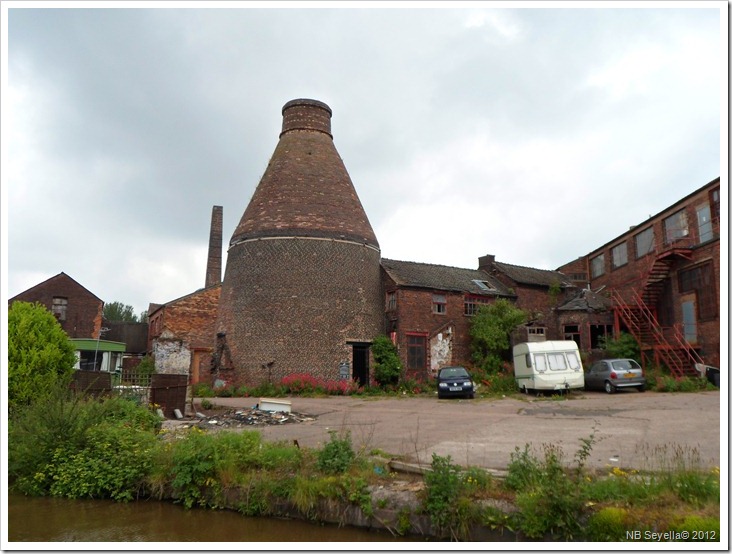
[
  {"left": 557, "top": 288, "right": 613, "bottom": 312},
  {"left": 491, "top": 261, "right": 575, "bottom": 288},
  {"left": 381, "top": 259, "right": 514, "bottom": 297}
]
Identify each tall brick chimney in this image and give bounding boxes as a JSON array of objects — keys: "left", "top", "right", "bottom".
[
  {"left": 478, "top": 254, "right": 496, "bottom": 272},
  {"left": 205, "top": 205, "right": 223, "bottom": 288},
  {"left": 215, "top": 99, "right": 383, "bottom": 386}
]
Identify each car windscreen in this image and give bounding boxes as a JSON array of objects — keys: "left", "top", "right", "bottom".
[{"left": 439, "top": 368, "right": 469, "bottom": 379}]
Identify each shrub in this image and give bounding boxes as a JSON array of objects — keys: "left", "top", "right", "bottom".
[
  {"left": 281, "top": 373, "right": 321, "bottom": 395},
  {"left": 8, "top": 301, "right": 77, "bottom": 411},
  {"left": 599, "top": 332, "right": 641, "bottom": 361},
  {"left": 316, "top": 430, "right": 355, "bottom": 474},
  {"left": 423, "top": 454, "right": 467, "bottom": 538},
  {"left": 372, "top": 335, "right": 402, "bottom": 387},
  {"left": 586, "top": 507, "right": 631, "bottom": 541},
  {"left": 469, "top": 299, "right": 527, "bottom": 372},
  {"left": 192, "top": 382, "right": 215, "bottom": 398}
]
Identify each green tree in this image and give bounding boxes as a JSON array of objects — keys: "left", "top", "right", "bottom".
[
  {"left": 372, "top": 335, "right": 402, "bottom": 386},
  {"left": 103, "top": 301, "right": 138, "bottom": 322},
  {"left": 469, "top": 299, "right": 527, "bottom": 372},
  {"left": 8, "top": 301, "right": 77, "bottom": 411}
]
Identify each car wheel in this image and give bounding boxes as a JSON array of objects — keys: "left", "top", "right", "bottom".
[
  {"left": 604, "top": 381, "right": 616, "bottom": 394},
  {"left": 437, "top": 393, "right": 444, "bottom": 399},
  {"left": 468, "top": 392, "right": 475, "bottom": 399},
  {"left": 637, "top": 384, "right": 646, "bottom": 392}
]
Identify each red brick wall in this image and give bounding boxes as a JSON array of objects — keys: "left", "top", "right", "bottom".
[
  {"left": 387, "top": 285, "right": 498, "bottom": 378},
  {"left": 9, "top": 273, "right": 103, "bottom": 339}
]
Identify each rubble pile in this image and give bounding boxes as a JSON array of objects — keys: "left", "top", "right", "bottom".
[{"left": 190, "top": 407, "right": 316, "bottom": 429}]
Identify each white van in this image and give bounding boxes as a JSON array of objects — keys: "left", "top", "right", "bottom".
[{"left": 513, "top": 341, "right": 584, "bottom": 393}]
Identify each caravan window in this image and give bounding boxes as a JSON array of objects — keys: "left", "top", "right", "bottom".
[
  {"left": 533, "top": 354, "right": 547, "bottom": 372},
  {"left": 547, "top": 353, "right": 567, "bottom": 370},
  {"left": 566, "top": 352, "right": 581, "bottom": 370}
]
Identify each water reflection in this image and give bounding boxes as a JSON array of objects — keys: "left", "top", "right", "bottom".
[{"left": 8, "top": 495, "right": 412, "bottom": 543}]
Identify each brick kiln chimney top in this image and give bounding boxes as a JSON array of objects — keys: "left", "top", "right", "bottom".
[{"left": 280, "top": 98, "right": 333, "bottom": 138}]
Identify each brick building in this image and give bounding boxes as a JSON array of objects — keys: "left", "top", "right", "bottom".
[
  {"left": 381, "top": 259, "right": 515, "bottom": 378},
  {"left": 9, "top": 272, "right": 103, "bottom": 340},
  {"left": 557, "top": 177, "right": 721, "bottom": 374}
]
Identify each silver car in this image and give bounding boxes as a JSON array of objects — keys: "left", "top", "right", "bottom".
[{"left": 584, "top": 358, "right": 646, "bottom": 394}]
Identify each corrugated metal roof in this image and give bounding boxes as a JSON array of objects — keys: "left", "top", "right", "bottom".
[
  {"left": 492, "top": 261, "right": 575, "bottom": 288},
  {"left": 381, "top": 259, "right": 514, "bottom": 297}
]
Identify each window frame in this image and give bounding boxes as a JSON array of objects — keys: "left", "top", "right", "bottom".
[
  {"left": 406, "top": 333, "right": 427, "bottom": 371},
  {"left": 432, "top": 293, "right": 447, "bottom": 315},
  {"left": 611, "top": 242, "right": 628, "bottom": 270},
  {"left": 634, "top": 227, "right": 655, "bottom": 259},
  {"left": 590, "top": 254, "right": 605, "bottom": 278}
]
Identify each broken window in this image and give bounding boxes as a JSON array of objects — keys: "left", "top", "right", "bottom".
[
  {"left": 464, "top": 295, "right": 490, "bottom": 316},
  {"left": 432, "top": 294, "right": 446, "bottom": 315},
  {"left": 590, "top": 254, "right": 605, "bottom": 278},
  {"left": 634, "top": 227, "right": 655, "bottom": 259},
  {"left": 590, "top": 324, "right": 613, "bottom": 349},
  {"left": 563, "top": 324, "right": 580, "bottom": 345},
  {"left": 663, "top": 209, "right": 689, "bottom": 246},
  {"left": 611, "top": 242, "right": 628, "bottom": 269},
  {"left": 52, "top": 297, "right": 68, "bottom": 321}
]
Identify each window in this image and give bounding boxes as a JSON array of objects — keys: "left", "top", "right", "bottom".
[
  {"left": 611, "top": 242, "right": 628, "bottom": 269},
  {"left": 634, "top": 227, "right": 655, "bottom": 259},
  {"left": 386, "top": 292, "right": 397, "bottom": 312},
  {"left": 679, "top": 263, "right": 717, "bottom": 320},
  {"left": 567, "top": 273, "right": 588, "bottom": 282},
  {"left": 590, "top": 324, "right": 613, "bottom": 349},
  {"left": 696, "top": 203, "right": 713, "bottom": 243},
  {"left": 663, "top": 210, "right": 688, "bottom": 245},
  {"left": 533, "top": 354, "right": 547, "bottom": 372},
  {"left": 527, "top": 327, "right": 546, "bottom": 340},
  {"left": 711, "top": 188, "right": 720, "bottom": 220},
  {"left": 563, "top": 324, "right": 580, "bottom": 345},
  {"left": 547, "top": 353, "right": 567, "bottom": 371},
  {"left": 406, "top": 334, "right": 427, "bottom": 370},
  {"left": 472, "top": 279, "right": 496, "bottom": 292},
  {"left": 464, "top": 295, "right": 490, "bottom": 316},
  {"left": 590, "top": 254, "right": 605, "bottom": 278},
  {"left": 52, "top": 297, "right": 68, "bottom": 321},
  {"left": 566, "top": 352, "right": 581, "bottom": 370},
  {"left": 432, "top": 294, "right": 446, "bottom": 315}
]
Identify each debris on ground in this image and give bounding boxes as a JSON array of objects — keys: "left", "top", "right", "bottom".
[{"left": 172, "top": 407, "right": 316, "bottom": 430}]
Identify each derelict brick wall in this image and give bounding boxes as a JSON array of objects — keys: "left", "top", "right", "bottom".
[
  {"left": 217, "top": 238, "right": 383, "bottom": 386},
  {"left": 163, "top": 286, "right": 221, "bottom": 350},
  {"left": 392, "top": 288, "right": 485, "bottom": 375},
  {"left": 10, "top": 275, "right": 102, "bottom": 339}
]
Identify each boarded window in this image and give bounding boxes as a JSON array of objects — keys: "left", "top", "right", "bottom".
[
  {"left": 52, "top": 297, "right": 68, "bottom": 321},
  {"left": 432, "top": 294, "right": 446, "bottom": 314},
  {"left": 678, "top": 263, "right": 716, "bottom": 321}
]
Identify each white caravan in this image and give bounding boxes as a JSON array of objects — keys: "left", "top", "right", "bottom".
[{"left": 513, "top": 340, "right": 584, "bottom": 393}]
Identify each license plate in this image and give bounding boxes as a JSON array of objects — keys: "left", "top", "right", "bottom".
[
  {"left": 625, "top": 373, "right": 635, "bottom": 378},
  {"left": 449, "top": 387, "right": 462, "bottom": 391}
]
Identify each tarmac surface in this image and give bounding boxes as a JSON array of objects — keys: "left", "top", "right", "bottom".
[{"left": 188, "top": 390, "right": 722, "bottom": 472}]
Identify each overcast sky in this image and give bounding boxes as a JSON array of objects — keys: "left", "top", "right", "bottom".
[{"left": 3, "top": 2, "right": 725, "bottom": 318}]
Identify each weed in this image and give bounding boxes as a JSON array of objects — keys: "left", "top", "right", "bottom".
[
  {"left": 423, "top": 453, "right": 468, "bottom": 539},
  {"left": 586, "top": 506, "right": 631, "bottom": 541},
  {"left": 317, "top": 430, "right": 355, "bottom": 474}
]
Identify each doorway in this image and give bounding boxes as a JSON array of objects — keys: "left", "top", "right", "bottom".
[
  {"left": 350, "top": 343, "right": 370, "bottom": 387},
  {"left": 681, "top": 294, "right": 698, "bottom": 344}
]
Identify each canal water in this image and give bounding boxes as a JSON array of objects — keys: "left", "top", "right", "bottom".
[{"left": 7, "top": 494, "right": 416, "bottom": 543}]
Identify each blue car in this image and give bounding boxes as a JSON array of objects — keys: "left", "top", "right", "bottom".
[{"left": 436, "top": 366, "right": 475, "bottom": 399}]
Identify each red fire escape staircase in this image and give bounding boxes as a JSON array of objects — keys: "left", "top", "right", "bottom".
[{"left": 610, "top": 241, "right": 703, "bottom": 378}]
